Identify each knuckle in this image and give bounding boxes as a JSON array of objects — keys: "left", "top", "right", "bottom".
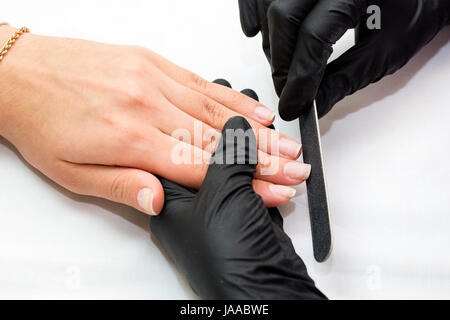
[
  {"left": 268, "top": 2, "right": 289, "bottom": 21},
  {"left": 121, "top": 61, "right": 151, "bottom": 106},
  {"left": 258, "top": 151, "right": 271, "bottom": 169},
  {"left": 95, "top": 107, "right": 121, "bottom": 129},
  {"left": 228, "top": 90, "right": 247, "bottom": 108},
  {"left": 299, "top": 22, "right": 315, "bottom": 38},
  {"left": 192, "top": 74, "right": 209, "bottom": 91},
  {"left": 203, "top": 130, "right": 221, "bottom": 153},
  {"left": 299, "top": 21, "right": 327, "bottom": 43},
  {"left": 125, "top": 48, "right": 149, "bottom": 74},
  {"left": 123, "top": 85, "right": 147, "bottom": 107},
  {"left": 117, "top": 125, "right": 145, "bottom": 147},
  {"left": 203, "top": 99, "right": 227, "bottom": 128},
  {"left": 98, "top": 111, "right": 144, "bottom": 147},
  {"left": 110, "top": 171, "right": 132, "bottom": 202}
]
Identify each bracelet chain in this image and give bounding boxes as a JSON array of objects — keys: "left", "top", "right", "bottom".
[{"left": 0, "top": 27, "right": 30, "bottom": 63}]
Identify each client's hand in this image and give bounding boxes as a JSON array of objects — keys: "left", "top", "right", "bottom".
[
  {"left": 151, "top": 113, "right": 326, "bottom": 299},
  {"left": 0, "top": 25, "right": 310, "bottom": 215}
]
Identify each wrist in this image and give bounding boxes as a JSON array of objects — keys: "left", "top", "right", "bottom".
[
  {"left": 0, "top": 24, "right": 16, "bottom": 46},
  {"left": 0, "top": 25, "right": 32, "bottom": 140}
]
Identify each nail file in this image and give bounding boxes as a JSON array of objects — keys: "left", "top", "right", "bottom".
[{"left": 299, "top": 101, "right": 333, "bottom": 263}]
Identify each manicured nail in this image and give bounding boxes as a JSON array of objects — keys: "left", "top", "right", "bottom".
[
  {"left": 254, "top": 106, "right": 275, "bottom": 122},
  {"left": 137, "top": 188, "right": 156, "bottom": 216},
  {"left": 284, "top": 162, "right": 311, "bottom": 181},
  {"left": 269, "top": 184, "right": 297, "bottom": 198},
  {"left": 279, "top": 138, "right": 302, "bottom": 158}
]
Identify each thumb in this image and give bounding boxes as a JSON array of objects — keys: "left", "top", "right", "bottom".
[
  {"left": 238, "top": 0, "right": 260, "bottom": 37},
  {"left": 57, "top": 163, "right": 165, "bottom": 216}
]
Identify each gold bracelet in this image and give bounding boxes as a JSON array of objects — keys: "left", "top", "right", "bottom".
[{"left": 0, "top": 27, "right": 30, "bottom": 63}]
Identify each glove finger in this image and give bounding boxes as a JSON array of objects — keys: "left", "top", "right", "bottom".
[
  {"left": 267, "top": 0, "right": 316, "bottom": 96},
  {"left": 316, "top": 34, "right": 393, "bottom": 118},
  {"left": 258, "top": 0, "right": 276, "bottom": 63},
  {"left": 238, "top": 0, "right": 260, "bottom": 37},
  {"left": 278, "top": 0, "right": 367, "bottom": 121},
  {"left": 240, "top": 88, "right": 259, "bottom": 101},
  {"left": 195, "top": 116, "right": 266, "bottom": 219},
  {"left": 213, "top": 78, "right": 232, "bottom": 88}
]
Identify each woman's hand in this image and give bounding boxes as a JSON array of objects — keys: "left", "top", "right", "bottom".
[{"left": 0, "top": 26, "right": 310, "bottom": 215}]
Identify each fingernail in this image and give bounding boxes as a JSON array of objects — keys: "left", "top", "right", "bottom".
[
  {"left": 284, "top": 162, "right": 311, "bottom": 181},
  {"left": 254, "top": 106, "right": 275, "bottom": 122},
  {"left": 279, "top": 138, "right": 302, "bottom": 158},
  {"left": 137, "top": 188, "right": 156, "bottom": 216},
  {"left": 269, "top": 184, "right": 297, "bottom": 198}
]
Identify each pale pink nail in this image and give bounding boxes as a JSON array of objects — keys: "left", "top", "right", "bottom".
[
  {"left": 284, "top": 162, "right": 311, "bottom": 181},
  {"left": 269, "top": 185, "right": 297, "bottom": 198},
  {"left": 279, "top": 138, "right": 302, "bottom": 158},
  {"left": 254, "top": 106, "right": 275, "bottom": 122},
  {"left": 137, "top": 188, "right": 156, "bottom": 216}
]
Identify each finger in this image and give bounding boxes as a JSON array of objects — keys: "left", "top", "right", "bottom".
[
  {"left": 278, "top": 0, "right": 367, "bottom": 121},
  {"left": 155, "top": 100, "right": 221, "bottom": 152},
  {"left": 253, "top": 180, "right": 296, "bottom": 208},
  {"left": 238, "top": 0, "right": 261, "bottom": 37},
  {"left": 258, "top": 0, "right": 275, "bottom": 62},
  {"left": 256, "top": 150, "right": 310, "bottom": 185},
  {"left": 161, "top": 75, "right": 301, "bottom": 159},
  {"left": 131, "top": 131, "right": 309, "bottom": 187},
  {"left": 56, "top": 162, "right": 165, "bottom": 216},
  {"left": 156, "top": 167, "right": 296, "bottom": 209},
  {"left": 146, "top": 51, "right": 276, "bottom": 126},
  {"left": 316, "top": 36, "right": 382, "bottom": 118},
  {"left": 200, "top": 116, "right": 298, "bottom": 209},
  {"left": 267, "top": 0, "right": 316, "bottom": 96}
]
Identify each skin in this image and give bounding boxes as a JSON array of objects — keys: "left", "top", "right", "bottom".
[{"left": 0, "top": 25, "right": 311, "bottom": 215}]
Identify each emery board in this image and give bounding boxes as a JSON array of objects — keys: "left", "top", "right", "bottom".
[{"left": 299, "top": 101, "right": 333, "bottom": 263}]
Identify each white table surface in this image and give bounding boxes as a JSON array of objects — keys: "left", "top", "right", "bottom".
[{"left": 1, "top": 0, "right": 449, "bottom": 299}]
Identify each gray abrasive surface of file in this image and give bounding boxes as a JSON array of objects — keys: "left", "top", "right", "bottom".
[{"left": 299, "top": 101, "right": 333, "bottom": 263}]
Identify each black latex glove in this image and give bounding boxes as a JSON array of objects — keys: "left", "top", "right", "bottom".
[
  {"left": 239, "top": 0, "right": 450, "bottom": 120},
  {"left": 151, "top": 86, "right": 325, "bottom": 300}
]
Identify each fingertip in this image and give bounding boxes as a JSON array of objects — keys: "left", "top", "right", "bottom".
[
  {"left": 213, "top": 78, "right": 232, "bottom": 88},
  {"left": 137, "top": 174, "right": 165, "bottom": 216},
  {"left": 149, "top": 177, "right": 165, "bottom": 214},
  {"left": 278, "top": 96, "right": 313, "bottom": 121},
  {"left": 253, "top": 180, "right": 295, "bottom": 208},
  {"left": 222, "top": 115, "right": 252, "bottom": 133},
  {"left": 238, "top": 0, "right": 260, "bottom": 37},
  {"left": 240, "top": 88, "right": 259, "bottom": 101}
]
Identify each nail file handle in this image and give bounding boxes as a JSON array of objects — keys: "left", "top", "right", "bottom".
[{"left": 299, "top": 101, "right": 333, "bottom": 263}]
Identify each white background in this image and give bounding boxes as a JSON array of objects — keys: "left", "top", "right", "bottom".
[{"left": 0, "top": 0, "right": 449, "bottom": 299}]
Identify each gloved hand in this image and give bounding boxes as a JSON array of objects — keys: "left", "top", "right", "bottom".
[
  {"left": 239, "top": 0, "right": 450, "bottom": 120},
  {"left": 150, "top": 85, "right": 326, "bottom": 300}
]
